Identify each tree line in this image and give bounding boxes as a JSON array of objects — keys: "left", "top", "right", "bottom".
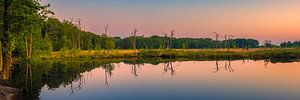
[
  {"left": 0, "top": 0, "right": 299, "bottom": 70},
  {"left": 280, "top": 41, "right": 300, "bottom": 48}
]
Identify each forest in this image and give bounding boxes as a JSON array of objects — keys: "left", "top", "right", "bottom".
[
  {"left": 1, "top": 0, "right": 300, "bottom": 100},
  {"left": 0, "top": 0, "right": 300, "bottom": 67}
]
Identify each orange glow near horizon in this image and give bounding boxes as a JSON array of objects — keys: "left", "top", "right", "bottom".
[{"left": 42, "top": 0, "right": 300, "bottom": 42}]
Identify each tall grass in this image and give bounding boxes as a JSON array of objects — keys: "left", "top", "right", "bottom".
[
  {"left": 37, "top": 50, "right": 139, "bottom": 59},
  {"left": 35, "top": 48, "right": 300, "bottom": 60}
]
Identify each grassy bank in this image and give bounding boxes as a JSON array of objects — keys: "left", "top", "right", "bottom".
[
  {"left": 36, "top": 48, "right": 300, "bottom": 60},
  {"left": 36, "top": 50, "right": 139, "bottom": 59}
]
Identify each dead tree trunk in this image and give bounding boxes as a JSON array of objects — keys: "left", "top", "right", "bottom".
[
  {"left": 168, "top": 30, "right": 175, "bottom": 49},
  {"left": 76, "top": 18, "right": 82, "bottom": 50},
  {"left": 213, "top": 32, "right": 219, "bottom": 50},
  {"left": 104, "top": 24, "right": 109, "bottom": 35},
  {"left": 69, "top": 17, "right": 76, "bottom": 49},
  {"left": 131, "top": 29, "right": 138, "bottom": 50}
]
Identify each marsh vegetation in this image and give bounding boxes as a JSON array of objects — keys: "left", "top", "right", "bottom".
[{"left": 1, "top": 0, "right": 300, "bottom": 100}]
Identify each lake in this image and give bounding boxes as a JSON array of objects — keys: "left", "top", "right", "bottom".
[{"left": 4, "top": 59, "right": 300, "bottom": 100}]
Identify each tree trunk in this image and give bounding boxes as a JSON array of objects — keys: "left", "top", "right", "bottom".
[
  {"left": 25, "top": 33, "right": 28, "bottom": 59},
  {"left": 25, "top": 32, "right": 33, "bottom": 60},
  {"left": 29, "top": 32, "right": 32, "bottom": 59},
  {"left": 0, "top": 42, "right": 2, "bottom": 72},
  {"left": 1, "top": 0, "right": 13, "bottom": 70},
  {"left": 78, "top": 33, "right": 81, "bottom": 50}
]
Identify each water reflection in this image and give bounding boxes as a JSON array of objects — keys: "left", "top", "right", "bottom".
[
  {"left": 163, "top": 62, "right": 176, "bottom": 76},
  {"left": 131, "top": 64, "right": 140, "bottom": 78},
  {"left": 0, "top": 58, "right": 300, "bottom": 100},
  {"left": 103, "top": 64, "right": 114, "bottom": 88}
]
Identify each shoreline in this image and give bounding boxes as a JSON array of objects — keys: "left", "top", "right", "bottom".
[{"left": 35, "top": 48, "right": 300, "bottom": 60}]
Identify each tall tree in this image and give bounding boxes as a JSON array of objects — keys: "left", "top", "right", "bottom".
[
  {"left": 213, "top": 32, "right": 219, "bottom": 50},
  {"left": 131, "top": 28, "right": 138, "bottom": 49},
  {"left": 1, "top": 0, "right": 13, "bottom": 69},
  {"left": 76, "top": 18, "right": 82, "bottom": 50},
  {"left": 167, "top": 30, "right": 175, "bottom": 49}
]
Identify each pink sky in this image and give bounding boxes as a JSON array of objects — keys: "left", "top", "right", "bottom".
[{"left": 42, "top": 0, "right": 300, "bottom": 42}]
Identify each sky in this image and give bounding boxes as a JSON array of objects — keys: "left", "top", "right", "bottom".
[{"left": 41, "top": 0, "right": 300, "bottom": 42}]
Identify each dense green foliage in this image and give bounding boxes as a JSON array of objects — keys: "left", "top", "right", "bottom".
[
  {"left": 33, "top": 17, "right": 263, "bottom": 52},
  {"left": 0, "top": 0, "right": 298, "bottom": 62},
  {"left": 280, "top": 41, "right": 300, "bottom": 48},
  {"left": 0, "top": 0, "right": 53, "bottom": 71},
  {"left": 0, "top": 0, "right": 263, "bottom": 61}
]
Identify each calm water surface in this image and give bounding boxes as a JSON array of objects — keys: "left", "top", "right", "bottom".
[{"left": 10, "top": 59, "right": 300, "bottom": 100}]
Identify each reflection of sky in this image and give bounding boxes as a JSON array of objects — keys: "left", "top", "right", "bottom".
[
  {"left": 41, "top": 0, "right": 300, "bottom": 42},
  {"left": 40, "top": 60, "right": 300, "bottom": 100}
]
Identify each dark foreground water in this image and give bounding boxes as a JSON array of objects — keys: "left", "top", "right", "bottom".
[{"left": 3, "top": 59, "right": 300, "bottom": 100}]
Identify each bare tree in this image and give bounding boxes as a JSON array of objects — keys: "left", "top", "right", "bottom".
[
  {"left": 104, "top": 24, "right": 109, "bottom": 35},
  {"left": 69, "top": 17, "right": 77, "bottom": 49},
  {"left": 167, "top": 30, "right": 175, "bottom": 49},
  {"left": 131, "top": 28, "right": 138, "bottom": 49},
  {"left": 213, "top": 32, "right": 219, "bottom": 50},
  {"left": 75, "top": 18, "right": 82, "bottom": 50},
  {"left": 212, "top": 32, "right": 220, "bottom": 73},
  {"left": 69, "top": 17, "right": 75, "bottom": 23}
]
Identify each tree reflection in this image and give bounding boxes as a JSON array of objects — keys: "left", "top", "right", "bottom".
[
  {"left": 102, "top": 64, "right": 114, "bottom": 88},
  {"left": 264, "top": 58, "right": 270, "bottom": 69},
  {"left": 131, "top": 64, "right": 140, "bottom": 77},
  {"left": 214, "top": 60, "right": 235, "bottom": 73},
  {"left": 213, "top": 60, "right": 220, "bottom": 73},
  {"left": 0, "top": 58, "right": 298, "bottom": 99},
  {"left": 225, "top": 60, "right": 234, "bottom": 72},
  {"left": 129, "top": 59, "right": 144, "bottom": 78},
  {"left": 164, "top": 62, "right": 176, "bottom": 76},
  {"left": 24, "top": 63, "right": 33, "bottom": 98}
]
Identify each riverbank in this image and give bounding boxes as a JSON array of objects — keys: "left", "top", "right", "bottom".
[
  {"left": 0, "top": 81, "right": 20, "bottom": 100},
  {"left": 35, "top": 48, "right": 300, "bottom": 60}
]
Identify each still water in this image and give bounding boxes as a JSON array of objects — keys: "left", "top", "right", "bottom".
[{"left": 7, "top": 59, "right": 300, "bottom": 100}]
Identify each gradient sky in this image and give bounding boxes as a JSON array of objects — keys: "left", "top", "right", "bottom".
[{"left": 41, "top": 0, "right": 300, "bottom": 42}]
